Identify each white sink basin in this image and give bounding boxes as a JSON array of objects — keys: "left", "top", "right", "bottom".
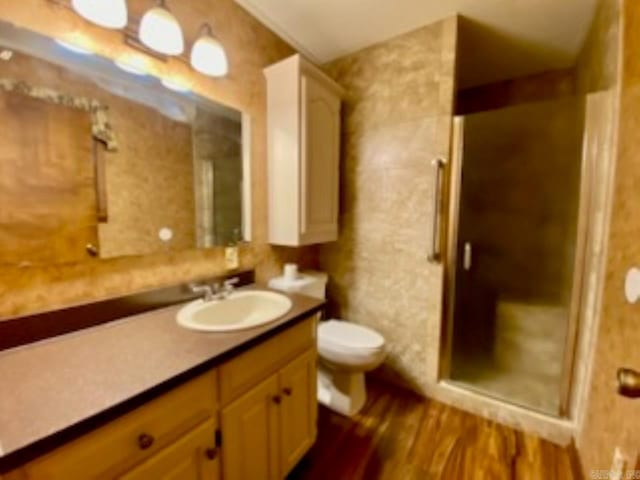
[{"left": 176, "top": 290, "right": 293, "bottom": 332}]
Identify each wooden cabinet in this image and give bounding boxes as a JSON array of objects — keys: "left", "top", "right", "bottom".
[
  {"left": 16, "top": 371, "right": 218, "bottom": 480},
  {"left": 120, "top": 419, "right": 220, "bottom": 480},
  {"left": 220, "top": 375, "right": 281, "bottom": 480},
  {"left": 219, "top": 316, "right": 316, "bottom": 404},
  {"left": 221, "top": 348, "right": 317, "bottom": 480},
  {"left": 279, "top": 349, "right": 317, "bottom": 475},
  {"left": 264, "top": 54, "right": 343, "bottom": 246},
  {"left": 6, "top": 317, "right": 318, "bottom": 480}
]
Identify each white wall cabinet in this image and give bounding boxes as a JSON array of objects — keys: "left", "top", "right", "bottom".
[{"left": 264, "top": 54, "right": 343, "bottom": 246}]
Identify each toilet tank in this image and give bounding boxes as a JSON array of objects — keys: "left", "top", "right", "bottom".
[{"left": 268, "top": 270, "right": 328, "bottom": 300}]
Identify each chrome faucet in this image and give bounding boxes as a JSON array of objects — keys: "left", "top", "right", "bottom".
[
  {"left": 220, "top": 277, "right": 239, "bottom": 299},
  {"left": 188, "top": 283, "right": 216, "bottom": 302},
  {"left": 188, "top": 277, "right": 240, "bottom": 302}
]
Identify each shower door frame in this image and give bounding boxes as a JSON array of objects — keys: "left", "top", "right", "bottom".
[{"left": 438, "top": 111, "right": 594, "bottom": 418}]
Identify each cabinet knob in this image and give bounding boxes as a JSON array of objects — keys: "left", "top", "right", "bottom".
[
  {"left": 85, "top": 243, "right": 99, "bottom": 257},
  {"left": 205, "top": 447, "right": 218, "bottom": 460},
  {"left": 283, "top": 387, "right": 293, "bottom": 396},
  {"left": 137, "top": 433, "right": 155, "bottom": 450},
  {"left": 272, "top": 395, "right": 282, "bottom": 405},
  {"left": 618, "top": 368, "right": 640, "bottom": 398}
]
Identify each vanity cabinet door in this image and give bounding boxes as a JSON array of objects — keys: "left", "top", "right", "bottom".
[
  {"left": 119, "top": 419, "right": 220, "bottom": 480},
  {"left": 220, "top": 374, "right": 281, "bottom": 480},
  {"left": 278, "top": 349, "right": 317, "bottom": 476}
]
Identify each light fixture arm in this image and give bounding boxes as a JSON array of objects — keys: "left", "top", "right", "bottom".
[{"left": 198, "top": 23, "right": 215, "bottom": 38}]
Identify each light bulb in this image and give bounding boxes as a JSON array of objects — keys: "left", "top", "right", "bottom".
[
  {"left": 71, "top": 0, "right": 128, "bottom": 29},
  {"left": 190, "top": 24, "right": 228, "bottom": 77},
  {"left": 139, "top": 1, "right": 184, "bottom": 56},
  {"left": 114, "top": 57, "right": 148, "bottom": 76},
  {"left": 55, "top": 39, "right": 93, "bottom": 55},
  {"left": 161, "top": 78, "right": 190, "bottom": 93}
]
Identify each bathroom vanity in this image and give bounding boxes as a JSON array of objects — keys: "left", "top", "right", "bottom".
[{"left": 0, "top": 288, "right": 324, "bottom": 480}]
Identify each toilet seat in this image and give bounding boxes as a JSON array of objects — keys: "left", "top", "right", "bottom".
[{"left": 318, "top": 320, "right": 385, "bottom": 352}]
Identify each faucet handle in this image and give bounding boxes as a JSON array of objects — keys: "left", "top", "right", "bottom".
[
  {"left": 223, "top": 277, "right": 239, "bottom": 288},
  {"left": 221, "top": 277, "right": 239, "bottom": 298},
  {"left": 188, "top": 283, "right": 214, "bottom": 301}
]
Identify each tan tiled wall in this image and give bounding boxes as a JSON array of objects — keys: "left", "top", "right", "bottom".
[
  {"left": 0, "top": 0, "right": 317, "bottom": 318},
  {"left": 318, "top": 18, "right": 458, "bottom": 393},
  {"left": 577, "top": 0, "right": 640, "bottom": 473}
]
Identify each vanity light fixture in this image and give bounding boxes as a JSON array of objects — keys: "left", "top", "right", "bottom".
[
  {"left": 161, "top": 78, "right": 191, "bottom": 93},
  {"left": 71, "top": 0, "right": 128, "bottom": 29},
  {"left": 190, "top": 24, "right": 228, "bottom": 77},
  {"left": 114, "top": 57, "right": 148, "bottom": 76},
  {"left": 55, "top": 39, "right": 93, "bottom": 55},
  {"left": 139, "top": 0, "right": 184, "bottom": 56},
  {"left": 62, "top": 0, "right": 230, "bottom": 79}
]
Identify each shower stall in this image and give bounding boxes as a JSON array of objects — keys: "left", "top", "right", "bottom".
[{"left": 441, "top": 96, "right": 593, "bottom": 416}]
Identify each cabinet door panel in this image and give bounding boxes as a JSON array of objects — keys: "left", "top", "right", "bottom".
[
  {"left": 300, "top": 74, "right": 341, "bottom": 244},
  {"left": 279, "top": 349, "right": 318, "bottom": 475},
  {"left": 221, "top": 374, "right": 280, "bottom": 480},
  {"left": 119, "top": 419, "right": 219, "bottom": 480}
]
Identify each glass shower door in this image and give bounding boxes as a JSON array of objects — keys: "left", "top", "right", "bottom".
[{"left": 447, "top": 97, "right": 585, "bottom": 415}]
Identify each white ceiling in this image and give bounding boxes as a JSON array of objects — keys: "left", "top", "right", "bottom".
[{"left": 235, "top": 0, "right": 598, "bottom": 88}]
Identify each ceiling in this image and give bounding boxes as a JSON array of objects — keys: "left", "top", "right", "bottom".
[{"left": 235, "top": 0, "right": 598, "bottom": 88}]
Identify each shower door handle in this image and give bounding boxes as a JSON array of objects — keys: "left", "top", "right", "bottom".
[
  {"left": 428, "top": 157, "right": 447, "bottom": 263},
  {"left": 463, "top": 242, "right": 472, "bottom": 271}
]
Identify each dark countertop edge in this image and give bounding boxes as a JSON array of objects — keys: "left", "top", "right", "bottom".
[{"left": 0, "top": 301, "right": 325, "bottom": 473}]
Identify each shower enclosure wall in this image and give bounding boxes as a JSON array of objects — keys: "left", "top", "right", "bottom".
[{"left": 442, "top": 97, "right": 587, "bottom": 416}]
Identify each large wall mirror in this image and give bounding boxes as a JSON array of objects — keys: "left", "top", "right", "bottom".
[{"left": 0, "top": 21, "right": 251, "bottom": 265}]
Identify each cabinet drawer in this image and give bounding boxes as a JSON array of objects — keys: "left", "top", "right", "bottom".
[
  {"left": 21, "top": 370, "right": 218, "bottom": 480},
  {"left": 119, "top": 418, "right": 220, "bottom": 480},
  {"left": 219, "top": 316, "right": 316, "bottom": 405}
]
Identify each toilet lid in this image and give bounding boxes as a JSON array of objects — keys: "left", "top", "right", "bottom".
[{"left": 318, "top": 320, "right": 385, "bottom": 350}]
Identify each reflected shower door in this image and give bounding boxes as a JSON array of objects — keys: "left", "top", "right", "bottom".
[{"left": 447, "top": 98, "right": 585, "bottom": 415}]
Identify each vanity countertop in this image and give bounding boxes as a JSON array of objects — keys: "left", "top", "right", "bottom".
[{"left": 0, "top": 286, "right": 324, "bottom": 467}]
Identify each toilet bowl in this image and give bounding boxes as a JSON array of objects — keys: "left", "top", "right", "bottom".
[
  {"left": 268, "top": 269, "right": 387, "bottom": 416},
  {"left": 317, "top": 320, "right": 386, "bottom": 416}
]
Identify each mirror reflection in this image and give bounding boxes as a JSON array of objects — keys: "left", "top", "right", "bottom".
[{"left": 0, "top": 21, "right": 249, "bottom": 265}]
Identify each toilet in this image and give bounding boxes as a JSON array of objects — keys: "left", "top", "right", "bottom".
[
  {"left": 317, "top": 319, "right": 386, "bottom": 415},
  {"left": 269, "top": 269, "right": 386, "bottom": 416}
]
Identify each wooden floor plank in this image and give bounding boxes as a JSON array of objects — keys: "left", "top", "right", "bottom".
[{"left": 289, "top": 379, "right": 577, "bottom": 480}]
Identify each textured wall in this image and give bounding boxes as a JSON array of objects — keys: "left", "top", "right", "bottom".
[
  {"left": 578, "top": 0, "right": 640, "bottom": 473},
  {"left": 318, "top": 18, "right": 458, "bottom": 393},
  {"left": 456, "top": 68, "right": 577, "bottom": 114},
  {"left": 0, "top": 0, "right": 317, "bottom": 318},
  {"left": 576, "top": 0, "right": 622, "bottom": 94}
]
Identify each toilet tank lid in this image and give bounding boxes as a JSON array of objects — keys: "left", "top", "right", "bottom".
[
  {"left": 268, "top": 271, "right": 327, "bottom": 293},
  {"left": 319, "top": 320, "right": 385, "bottom": 350}
]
